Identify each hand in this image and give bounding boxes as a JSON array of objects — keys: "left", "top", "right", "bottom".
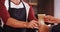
[
  {"left": 27, "top": 20, "right": 38, "bottom": 29},
  {"left": 39, "top": 24, "right": 49, "bottom": 32},
  {"left": 44, "top": 15, "right": 58, "bottom": 23}
]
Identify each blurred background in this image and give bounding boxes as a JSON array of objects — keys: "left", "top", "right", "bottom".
[{"left": 25, "top": 0, "right": 60, "bottom": 18}]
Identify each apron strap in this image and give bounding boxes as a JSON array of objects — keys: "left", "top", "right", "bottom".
[
  {"left": 21, "top": 0, "right": 26, "bottom": 10},
  {"left": 8, "top": 0, "right": 10, "bottom": 9}
]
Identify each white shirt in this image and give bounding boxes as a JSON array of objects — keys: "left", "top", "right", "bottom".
[{"left": 5, "top": 0, "right": 24, "bottom": 10}]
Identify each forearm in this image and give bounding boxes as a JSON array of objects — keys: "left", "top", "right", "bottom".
[
  {"left": 6, "top": 17, "right": 27, "bottom": 28},
  {"left": 55, "top": 18, "right": 60, "bottom": 23}
]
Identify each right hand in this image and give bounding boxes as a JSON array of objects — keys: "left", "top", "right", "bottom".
[
  {"left": 27, "top": 20, "right": 38, "bottom": 29},
  {"left": 39, "top": 24, "right": 49, "bottom": 32}
]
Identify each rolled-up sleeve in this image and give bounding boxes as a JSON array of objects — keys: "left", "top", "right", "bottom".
[{"left": 0, "top": 0, "right": 10, "bottom": 24}]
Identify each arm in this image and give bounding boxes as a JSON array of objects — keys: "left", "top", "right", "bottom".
[
  {"left": 44, "top": 15, "right": 60, "bottom": 23},
  {"left": 0, "top": 0, "right": 10, "bottom": 23},
  {"left": 6, "top": 18, "right": 28, "bottom": 28}
]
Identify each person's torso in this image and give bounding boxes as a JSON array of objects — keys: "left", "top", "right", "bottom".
[{"left": 4, "top": 0, "right": 27, "bottom": 32}]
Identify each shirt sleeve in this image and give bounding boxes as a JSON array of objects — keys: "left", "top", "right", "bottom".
[
  {"left": 0, "top": 1, "right": 10, "bottom": 24},
  {"left": 28, "top": 6, "right": 37, "bottom": 21}
]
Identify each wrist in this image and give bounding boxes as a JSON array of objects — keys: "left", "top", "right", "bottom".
[{"left": 24, "top": 22, "right": 28, "bottom": 28}]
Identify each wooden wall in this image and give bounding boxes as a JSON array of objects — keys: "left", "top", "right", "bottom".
[{"left": 37, "top": 0, "right": 54, "bottom": 16}]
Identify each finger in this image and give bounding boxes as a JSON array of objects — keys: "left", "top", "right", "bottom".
[
  {"left": 29, "top": 20, "right": 38, "bottom": 28},
  {"left": 33, "top": 23, "right": 38, "bottom": 27},
  {"left": 30, "top": 24, "right": 35, "bottom": 29},
  {"left": 29, "top": 22, "right": 38, "bottom": 29},
  {"left": 32, "top": 23, "right": 38, "bottom": 29}
]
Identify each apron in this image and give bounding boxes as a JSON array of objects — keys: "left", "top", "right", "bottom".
[{"left": 3, "top": 0, "right": 27, "bottom": 32}]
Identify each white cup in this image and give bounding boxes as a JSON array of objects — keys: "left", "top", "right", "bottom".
[{"left": 38, "top": 14, "right": 46, "bottom": 25}]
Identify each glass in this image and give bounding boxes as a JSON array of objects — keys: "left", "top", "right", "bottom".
[{"left": 38, "top": 14, "right": 46, "bottom": 25}]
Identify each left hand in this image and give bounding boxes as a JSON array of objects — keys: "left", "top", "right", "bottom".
[{"left": 44, "top": 15, "right": 58, "bottom": 23}]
